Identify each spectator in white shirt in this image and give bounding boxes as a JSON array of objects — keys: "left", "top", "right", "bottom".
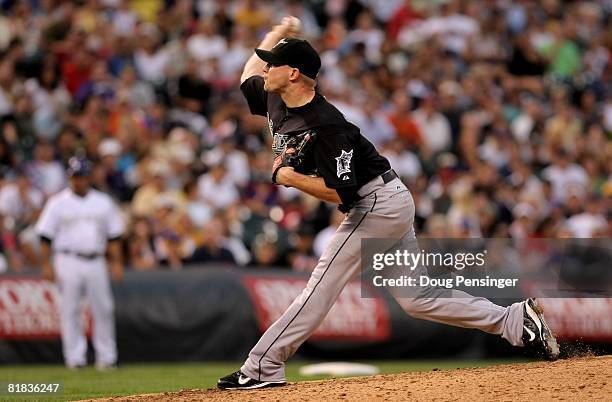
[
  {"left": 380, "top": 138, "right": 422, "bottom": 183},
  {"left": 219, "top": 24, "right": 251, "bottom": 80},
  {"left": 0, "top": 171, "right": 44, "bottom": 225},
  {"left": 220, "top": 137, "right": 250, "bottom": 188},
  {"left": 0, "top": 172, "right": 45, "bottom": 268},
  {"left": 186, "top": 18, "right": 228, "bottom": 62},
  {"left": 412, "top": 95, "right": 452, "bottom": 154},
  {"left": 353, "top": 95, "right": 396, "bottom": 147},
  {"left": 134, "top": 24, "right": 171, "bottom": 84},
  {"left": 197, "top": 162, "right": 239, "bottom": 209},
  {"left": 25, "top": 66, "right": 71, "bottom": 140},
  {"left": 343, "top": 10, "right": 385, "bottom": 64},
  {"left": 541, "top": 150, "right": 589, "bottom": 205},
  {"left": 566, "top": 196, "right": 607, "bottom": 238},
  {"left": 511, "top": 97, "right": 542, "bottom": 144},
  {"left": 111, "top": 1, "right": 139, "bottom": 37},
  {"left": 25, "top": 140, "right": 66, "bottom": 196}
]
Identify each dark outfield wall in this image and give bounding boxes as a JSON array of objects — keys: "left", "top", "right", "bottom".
[{"left": 1, "top": 267, "right": 608, "bottom": 363}]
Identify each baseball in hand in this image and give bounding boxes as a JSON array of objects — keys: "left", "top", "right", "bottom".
[{"left": 282, "top": 16, "right": 302, "bottom": 35}]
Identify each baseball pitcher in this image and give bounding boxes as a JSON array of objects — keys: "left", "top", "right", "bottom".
[{"left": 218, "top": 17, "right": 559, "bottom": 390}]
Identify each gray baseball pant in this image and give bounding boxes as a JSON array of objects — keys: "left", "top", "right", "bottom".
[{"left": 241, "top": 175, "right": 525, "bottom": 382}]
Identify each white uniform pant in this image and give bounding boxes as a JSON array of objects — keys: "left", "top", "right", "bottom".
[{"left": 54, "top": 254, "right": 117, "bottom": 367}]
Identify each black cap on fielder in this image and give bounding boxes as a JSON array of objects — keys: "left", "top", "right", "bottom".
[
  {"left": 255, "top": 38, "right": 321, "bottom": 80},
  {"left": 67, "top": 156, "right": 92, "bottom": 177}
]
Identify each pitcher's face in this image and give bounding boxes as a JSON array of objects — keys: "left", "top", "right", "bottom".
[{"left": 263, "top": 63, "right": 294, "bottom": 93}]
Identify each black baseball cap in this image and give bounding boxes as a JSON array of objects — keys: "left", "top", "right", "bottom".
[
  {"left": 67, "top": 156, "right": 92, "bottom": 177},
  {"left": 255, "top": 38, "right": 321, "bottom": 80}
]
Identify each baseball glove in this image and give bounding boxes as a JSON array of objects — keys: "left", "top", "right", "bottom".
[{"left": 272, "top": 130, "right": 318, "bottom": 184}]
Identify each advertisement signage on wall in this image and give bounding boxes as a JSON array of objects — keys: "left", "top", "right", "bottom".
[
  {"left": 241, "top": 276, "right": 391, "bottom": 341},
  {"left": 0, "top": 269, "right": 610, "bottom": 363},
  {"left": 0, "top": 278, "right": 90, "bottom": 340}
]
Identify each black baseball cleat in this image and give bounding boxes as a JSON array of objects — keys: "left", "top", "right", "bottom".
[
  {"left": 217, "top": 370, "right": 286, "bottom": 390},
  {"left": 522, "top": 298, "right": 560, "bottom": 361}
]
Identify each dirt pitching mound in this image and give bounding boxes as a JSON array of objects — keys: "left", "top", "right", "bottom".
[{"left": 96, "top": 356, "right": 611, "bottom": 402}]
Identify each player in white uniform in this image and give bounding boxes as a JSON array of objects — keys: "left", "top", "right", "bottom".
[{"left": 35, "top": 157, "right": 125, "bottom": 369}]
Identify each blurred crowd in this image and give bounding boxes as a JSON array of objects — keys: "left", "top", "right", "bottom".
[{"left": 0, "top": 0, "right": 610, "bottom": 273}]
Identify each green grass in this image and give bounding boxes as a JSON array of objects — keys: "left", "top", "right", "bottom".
[{"left": 0, "top": 359, "right": 525, "bottom": 401}]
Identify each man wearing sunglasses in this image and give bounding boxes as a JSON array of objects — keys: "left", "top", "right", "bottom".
[{"left": 217, "top": 16, "right": 559, "bottom": 390}]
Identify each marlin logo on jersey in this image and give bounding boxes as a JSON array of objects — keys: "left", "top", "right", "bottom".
[
  {"left": 272, "top": 133, "right": 290, "bottom": 157},
  {"left": 335, "top": 149, "right": 353, "bottom": 178},
  {"left": 268, "top": 114, "right": 289, "bottom": 156}
]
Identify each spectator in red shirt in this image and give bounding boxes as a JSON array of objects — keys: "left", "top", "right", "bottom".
[
  {"left": 386, "top": 0, "right": 422, "bottom": 40},
  {"left": 386, "top": 88, "right": 424, "bottom": 151},
  {"left": 61, "top": 47, "right": 93, "bottom": 96}
]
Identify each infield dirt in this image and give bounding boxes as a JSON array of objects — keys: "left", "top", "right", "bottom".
[{"left": 92, "top": 355, "right": 610, "bottom": 402}]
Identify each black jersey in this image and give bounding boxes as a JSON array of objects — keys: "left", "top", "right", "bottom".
[{"left": 240, "top": 76, "right": 391, "bottom": 206}]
